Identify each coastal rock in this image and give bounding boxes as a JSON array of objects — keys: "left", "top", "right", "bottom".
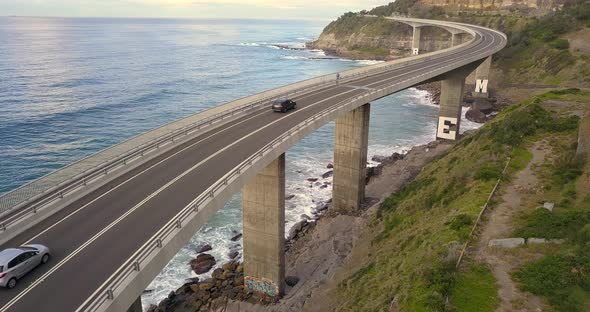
[
  {"left": 473, "top": 98, "right": 493, "bottom": 114},
  {"left": 196, "top": 244, "right": 212, "bottom": 253},
  {"left": 315, "top": 203, "right": 329, "bottom": 213},
  {"left": 327, "top": 163, "right": 334, "bottom": 169},
  {"left": 286, "top": 194, "right": 296, "bottom": 200},
  {"left": 322, "top": 170, "right": 333, "bottom": 179},
  {"left": 285, "top": 276, "right": 300, "bottom": 287},
  {"left": 372, "top": 155, "right": 389, "bottom": 163},
  {"left": 307, "top": 177, "right": 319, "bottom": 182},
  {"left": 289, "top": 220, "right": 308, "bottom": 240},
  {"left": 189, "top": 254, "right": 216, "bottom": 274},
  {"left": 228, "top": 250, "right": 239, "bottom": 259},
  {"left": 211, "top": 268, "right": 224, "bottom": 280},
  {"left": 230, "top": 233, "right": 242, "bottom": 241},
  {"left": 465, "top": 107, "right": 487, "bottom": 123}
]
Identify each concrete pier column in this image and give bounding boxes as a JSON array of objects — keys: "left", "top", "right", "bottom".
[
  {"left": 451, "top": 33, "right": 457, "bottom": 47},
  {"left": 127, "top": 297, "right": 142, "bottom": 312},
  {"left": 474, "top": 56, "right": 492, "bottom": 97},
  {"left": 412, "top": 26, "right": 421, "bottom": 55},
  {"left": 332, "top": 104, "right": 370, "bottom": 214},
  {"left": 437, "top": 71, "right": 467, "bottom": 141},
  {"left": 242, "top": 153, "right": 285, "bottom": 298}
]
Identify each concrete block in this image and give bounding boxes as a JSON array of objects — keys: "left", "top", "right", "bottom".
[
  {"left": 488, "top": 238, "right": 525, "bottom": 248},
  {"left": 542, "top": 202, "right": 555, "bottom": 211},
  {"left": 527, "top": 238, "right": 547, "bottom": 244}
]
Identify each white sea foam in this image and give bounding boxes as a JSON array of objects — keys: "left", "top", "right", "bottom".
[
  {"left": 281, "top": 55, "right": 309, "bottom": 60},
  {"left": 355, "top": 59, "right": 385, "bottom": 66}
]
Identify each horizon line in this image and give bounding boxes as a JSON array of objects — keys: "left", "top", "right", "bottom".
[{"left": 0, "top": 15, "right": 334, "bottom": 22}]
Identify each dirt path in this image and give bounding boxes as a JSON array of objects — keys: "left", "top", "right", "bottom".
[{"left": 475, "top": 141, "right": 551, "bottom": 312}]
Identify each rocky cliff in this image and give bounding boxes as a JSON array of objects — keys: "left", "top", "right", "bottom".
[{"left": 307, "top": 16, "right": 461, "bottom": 60}]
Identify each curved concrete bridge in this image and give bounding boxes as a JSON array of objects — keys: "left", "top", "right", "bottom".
[{"left": 0, "top": 17, "right": 506, "bottom": 312}]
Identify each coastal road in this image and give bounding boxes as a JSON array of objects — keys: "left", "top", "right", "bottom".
[{"left": 0, "top": 22, "right": 505, "bottom": 312}]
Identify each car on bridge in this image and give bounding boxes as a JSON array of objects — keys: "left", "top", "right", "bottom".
[
  {"left": 0, "top": 244, "right": 51, "bottom": 289},
  {"left": 272, "top": 98, "right": 296, "bottom": 112}
]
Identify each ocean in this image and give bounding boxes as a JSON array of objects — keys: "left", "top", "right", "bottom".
[{"left": 0, "top": 17, "right": 479, "bottom": 309}]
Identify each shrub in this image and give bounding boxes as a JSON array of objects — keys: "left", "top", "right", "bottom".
[
  {"left": 550, "top": 39, "right": 570, "bottom": 50},
  {"left": 515, "top": 253, "right": 590, "bottom": 312},
  {"left": 475, "top": 164, "right": 502, "bottom": 181},
  {"left": 514, "top": 209, "right": 590, "bottom": 239}
]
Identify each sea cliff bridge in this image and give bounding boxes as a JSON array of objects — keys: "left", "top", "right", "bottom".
[{"left": 0, "top": 17, "right": 505, "bottom": 312}]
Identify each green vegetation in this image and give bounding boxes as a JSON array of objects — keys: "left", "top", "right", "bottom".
[
  {"left": 504, "top": 89, "right": 590, "bottom": 312},
  {"left": 334, "top": 90, "right": 590, "bottom": 311},
  {"left": 515, "top": 253, "right": 590, "bottom": 312},
  {"left": 450, "top": 264, "right": 499, "bottom": 312}
]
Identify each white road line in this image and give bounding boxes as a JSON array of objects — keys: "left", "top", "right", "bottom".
[{"left": 19, "top": 110, "right": 270, "bottom": 246}]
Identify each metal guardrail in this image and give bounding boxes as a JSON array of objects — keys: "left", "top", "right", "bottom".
[
  {"left": 79, "top": 22, "right": 506, "bottom": 311},
  {"left": 0, "top": 19, "right": 481, "bottom": 233}
]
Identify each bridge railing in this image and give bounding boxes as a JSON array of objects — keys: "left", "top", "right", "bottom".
[
  {"left": 0, "top": 18, "right": 480, "bottom": 237},
  {"left": 80, "top": 25, "right": 507, "bottom": 311}
]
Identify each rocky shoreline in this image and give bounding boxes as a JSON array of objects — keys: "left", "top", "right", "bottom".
[
  {"left": 147, "top": 137, "right": 459, "bottom": 311},
  {"left": 415, "top": 81, "right": 512, "bottom": 123}
]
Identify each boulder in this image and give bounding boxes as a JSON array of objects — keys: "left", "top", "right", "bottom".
[
  {"left": 301, "top": 214, "right": 311, "bottom": 220},
  {"left": 228, "top": 250, "right": 239, "bottom": 259},
  {"left": 371, "top": 155, "right": 389, "bottom": 163},
  {"left": 289, "top": 220, "right": 308, "bottom": 240},
  {"left": 465, "top": 108, "right": 486, "bottom": 123},
  {"left": 196, "top": 244, "right": 212, "bottom": 253},
  {"left": 212, "top": 268, "right": 224, "bottom": 280},
  {"left": 488, "top": 238, "right": 525, "bottom": 248},
  {"left": 286, "top": 194, "right": 296, "bottom": 200},
  {"left": 189, "top": 254, "right": 216, "bottom": 274},
  {"left": 307, "top": 177, "right": 319, "bottom": 182},
  {"left": 315, "top": 203, "right": 329, "bottom": 213},
  {"left": 322, "top": 170, "right": 333, "bottom": 179},
  {"left": 230, "top": 233, "right": 242, "bottom": 241},
  {"left": 473, "top": 97, "right": 493, "bottom": 114},
  {"left": 327, "top": 163, "right": 334, "bottom": 169},
  {"left": 285, "top": 276, "right": 300, "bottom": 287}
]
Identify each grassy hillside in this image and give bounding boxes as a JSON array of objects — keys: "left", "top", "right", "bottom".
[
  {"left": 334, "top": 89, "right": 590, "bottom": 311},
  {"left": 314, "top": 0, "right": 590, "bottom": 87}
]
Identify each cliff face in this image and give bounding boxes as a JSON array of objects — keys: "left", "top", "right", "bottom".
[
  {"left": 308, "top": 17, "right": 462, "bottom": 60},
  {"left": 419, "top": 0, "right": 566, "bottom": 11}
]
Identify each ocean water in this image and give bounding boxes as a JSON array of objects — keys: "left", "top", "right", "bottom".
[{"left": 0, "top": 17, "right": 480, "bottom": 309}]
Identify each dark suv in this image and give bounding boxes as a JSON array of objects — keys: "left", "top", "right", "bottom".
[{"left": 272, "top": 99, "right": 296, "bottom": 113}]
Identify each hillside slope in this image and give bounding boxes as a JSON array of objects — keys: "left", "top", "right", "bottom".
[{"left": 304, "top": 89, "right": 590, "bottom": 311}]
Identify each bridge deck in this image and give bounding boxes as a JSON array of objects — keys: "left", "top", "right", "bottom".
[{"left": 0, "top": 21, "right": 505, "bottom": 312}]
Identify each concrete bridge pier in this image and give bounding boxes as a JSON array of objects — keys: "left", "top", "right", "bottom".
[
  {"left": 474, "top": 56, "right": 492, "bottom": 97},
  {"left": 437, "top": 71, "right": 467, "bottom": 140},
  {"left": 242, "top": 153, "right": 285, "bottom": 298},
  {"left": 332, "top": 103, "right": 370, "bottom": 214},
  {"left": 412, "top": 26, "right": 422, "bottom": 55},
  {"left": 127, "top": 297, "right": 142, "bottom": 312}
]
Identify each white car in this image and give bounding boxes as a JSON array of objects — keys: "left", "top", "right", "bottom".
[{"left": 0, "top": 244, "right": 51, "bottom": 289}]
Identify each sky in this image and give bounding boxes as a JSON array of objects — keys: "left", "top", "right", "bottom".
[{"left": 0, "top": 0, "right": 388, "bottom": 20}]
